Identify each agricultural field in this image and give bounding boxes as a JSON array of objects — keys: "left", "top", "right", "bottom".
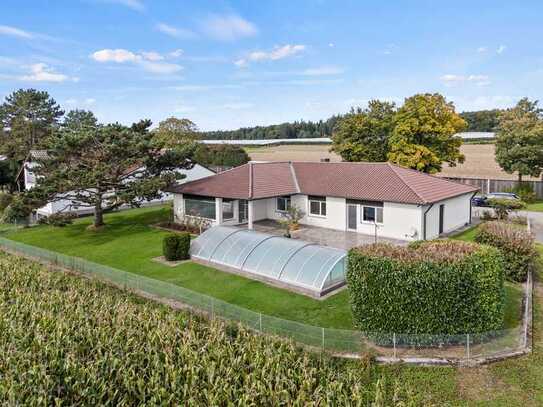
[
  {"left": 246, "top": 143, "right": 540, "bottom": 181},
  {"left": 1, "top": 228, "right": 542, "bottom": 405}
]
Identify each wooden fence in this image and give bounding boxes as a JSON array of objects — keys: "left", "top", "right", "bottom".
[{"left": 443, "top": 177, "right": 543, "bottom": 199}]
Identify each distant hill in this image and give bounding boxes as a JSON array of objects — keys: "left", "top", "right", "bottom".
[{"left": 200, "top": 109, "right": 502, "bottom": 140}]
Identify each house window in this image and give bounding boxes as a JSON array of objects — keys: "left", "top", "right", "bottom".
[
  {"left": 309, "top": 195, "right": 326, "bottom": 217},
  {"left": 276, "top": 196, "right": 291, "bottom": 212},
  {"left": 184, "top": 194, "right": 216, "bottom": 220},
  {"left": 362, "top": 206, "right": 383, "bottom": 224},
  {"left": 222, "top": 199, "right": 234, "bottom": 220}
]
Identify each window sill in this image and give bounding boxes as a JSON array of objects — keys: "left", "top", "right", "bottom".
[
  {"left": 360, "top": 221, "right": 383, "bottom": 225},
  {"left": 308, "top": 213, "right": 326, "bottom": 218}
]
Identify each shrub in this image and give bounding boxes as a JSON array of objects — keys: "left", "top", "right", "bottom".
[
  {"left": 176, "top": 232, "right": 191, "bottom": 260},
  {"left": 38, "top": 212, "right": 76, "bottom": 227},
  {"left": 346, "top": 240, "right": 505, "bottom": 336},
  {"left": 487, "top": 198, "right": 525, "bottom": 220},
  {"left": 475, "top": 221, "right": 538, "bottom": 282},
  {"left": 1, "top": 195, "right": 32, "bottom": 223},
  {"left": 0, "top": 192, "right": 13, "bottom": 212},
  {"left": 163, "top": 232, "right": 191, "bottom": 261},
  {"left": 163, "top": 234, "right": 180, "bottom": 261},
  {"left": 505, "top": 183, "right": 536, "bottom": 203}
]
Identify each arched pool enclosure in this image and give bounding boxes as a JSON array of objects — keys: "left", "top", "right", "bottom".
[{"left": 190, "top": 226, "right": 347, "bottom": 297}]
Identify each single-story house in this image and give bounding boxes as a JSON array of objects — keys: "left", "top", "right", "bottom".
[
  {"left": 20, "top": 150, "right": 215, "bottom": 217},
  {"left": 168, "top": 161, "right": 478, "bottom": 241}
]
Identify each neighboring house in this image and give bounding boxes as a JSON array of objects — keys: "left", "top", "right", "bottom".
[
  {"left": 169, "top": 161, "right": 478, "bottom": 241},
  {"left": 19, "top": 150, "right": 215, "bottom": 217}
]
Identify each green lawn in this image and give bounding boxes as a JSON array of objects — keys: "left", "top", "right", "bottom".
[
  {"left": 526, "top": 201, "right": 543, "bottom": 212},
  {"left": 3, "top": 206, "right": 524, "bottom": 331},
  {"left": 5, "top": 206, "right": 353, "bottom": 329}
]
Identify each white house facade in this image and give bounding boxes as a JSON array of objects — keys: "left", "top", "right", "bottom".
[{"left": 170, "top": 161, "right": 478, "bottom": 241}]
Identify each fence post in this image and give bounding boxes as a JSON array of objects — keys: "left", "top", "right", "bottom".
[
  {"left": 486, "top": 179, "right": 490, "bottom": 194},
  {"left": 393, "top": 333, "right": 397, "bottom": 359},
  {"left": 259, "top": 313, "right": 262, "bottom": 332},
  {"left": 322, "top": 327, "right": 325, "bottom": 351},
  {"left": 466, "top": 334, "right": 470, "bottom": 362}
]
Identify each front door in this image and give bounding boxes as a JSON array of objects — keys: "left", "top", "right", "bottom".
[
  {"left": 347, "top": 204, "right": 357, "bottom": 230},
  {"left": 239, "top": 199, "right": 248, "bottom": 223},
  {"left": 439, "top": 204, "right": 445, "bottom": 234}
]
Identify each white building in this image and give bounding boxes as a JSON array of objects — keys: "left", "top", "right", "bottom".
[
  {"left": 169, "top": 161, "right": 478, "bottom": 241},
  {"left": 20, "top": 150, "right": 215, "bottom": 217}
]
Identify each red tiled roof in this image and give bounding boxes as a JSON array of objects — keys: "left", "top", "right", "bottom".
[{"left": 169, "top": 161, "right": 478, "bottom": 204}]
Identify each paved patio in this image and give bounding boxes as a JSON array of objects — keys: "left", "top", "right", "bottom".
[{"left": 238, "top": 220, "right": 407, "bottom": 250}]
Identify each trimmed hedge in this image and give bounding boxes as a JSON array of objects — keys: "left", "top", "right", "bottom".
[
  {"left": 346, "top": 240, "right": 505, "bottom": 335},
  {"left": 162, "top": 233, "right": 191, "bottom": 261},
  {"left": 475, "top": 221, "right": 537, "bottom": 282}
]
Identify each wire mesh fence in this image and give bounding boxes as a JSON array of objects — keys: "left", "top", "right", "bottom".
[{"left": 0, "top": 236, "right": 532, "bottom": 364}]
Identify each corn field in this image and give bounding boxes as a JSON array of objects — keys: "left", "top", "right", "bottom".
[{"left": 0, "top": 252, "right": 420, "bottom": 406}]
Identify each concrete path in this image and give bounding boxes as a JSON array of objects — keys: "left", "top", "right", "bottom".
[{"left": 521, "top": 210, "right": 543, "bottom": 243}]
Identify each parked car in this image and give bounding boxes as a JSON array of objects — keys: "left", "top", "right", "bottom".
[{"left": 471, "top": 192, "right": 520, "bottom": 207}]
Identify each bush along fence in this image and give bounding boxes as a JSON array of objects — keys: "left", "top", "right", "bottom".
[{"left": 0, "top": 236, "right": 533, "bottom": 366}]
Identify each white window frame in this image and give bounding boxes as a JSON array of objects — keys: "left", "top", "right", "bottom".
[
  {"left": 361, "top": 205, "right": 383, "bottom": 224},
  {"left": 276, "top": 196, "right": 291, "bottom": 213},
  {"left": 308, "top": 196, "right": 327, "bottom": 217}
]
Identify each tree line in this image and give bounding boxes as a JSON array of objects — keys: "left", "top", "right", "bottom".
[{"left": 200, "top": 109, "right": 501, "bottom": 141}]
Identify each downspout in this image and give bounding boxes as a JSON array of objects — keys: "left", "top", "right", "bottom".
[
  {"left": 422, "top": 203, "right": 434, "bottom": 240},
  {"left": 469, "top": 191, "right": 478, "bottom": 224}
]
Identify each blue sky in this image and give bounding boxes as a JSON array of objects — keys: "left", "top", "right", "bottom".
[{"left": 1, "top": 0, "right": 542, "bottom": 130}]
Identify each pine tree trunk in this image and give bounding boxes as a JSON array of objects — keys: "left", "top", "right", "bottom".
[
  {"left": 94, "top": 199, "right": 104, "bottom": 228},
  {"left": 518, "top": 173, "right": 523, "bottom": 183}
]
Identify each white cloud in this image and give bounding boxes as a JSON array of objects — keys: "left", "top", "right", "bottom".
[
  {"left": 440, "top": 74, "right": 490, "bottom": 87},
  {"left": 0, "top": 24, "right": 33, "bottom": 39},
  {"left": 85, "top": 98, "right": 96, "bottom": 105},
  {"left": 141, "top": 51, "right": 164, "bottom": 61},
  {"left": 156, "top": 23, "right": 196, "bottom": 39},
  {"left": 65, "top": 98, "right": 97, "bottom": 107},
  {"left": 201, "top": 14, "right": 257, "bottom": 41},
  {"left": 91, "top": 49, "right": 138, "bottom": 63},
  {"left": 477, "top": 46, "right": 487, "bottom": 53},
  {"left": 302, "top": 66, "right": 343, "bottom": 76},
  {"left": 101, "top": 0, "right": 144, "bottom": 11},
  {"left": 169, "top": 49, "right": 184, "bottom": 58},
  {"left": 328, "top": 43, "right": 335, "bottom": 48},
  {"left": 91, "top": 48, "right": 182, "bottom": 74},
  {"left": 140, "top": 61, "right": 182, "bottom": 74},
  {"left": 19, "top": 63, "right": 75, "bottom": 83},
  {"left": 497, "top": 45, "right": 507, "bottom": 54},
  {"left": 235, "top": 44, "right": 306, "bottom": 67}
]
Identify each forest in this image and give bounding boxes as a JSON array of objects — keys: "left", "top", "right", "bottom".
[{"left": 200, "top": 109, "right": 502, "bottom": 140}]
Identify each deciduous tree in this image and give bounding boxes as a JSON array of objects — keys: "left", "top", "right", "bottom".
[
  {"left": 331, "top": 100, "right": 396, "bottom": 162},
  {"left": 153, "top": 117, "right": 198, "bottom": 147},
  {"left": 388, "top": 93, "right": 466, "bottom": 173},
  {"left": 495, "top": 98, "right": 543, "bottom": 182}
]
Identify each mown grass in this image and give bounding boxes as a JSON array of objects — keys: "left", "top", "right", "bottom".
[
  {"left": 526, "top": 201, "right": 543, "bottom": 212},
  {"left": 5, "top": 206, "right": 524, "bottom": 331},
  {"left": 5, "top": 206, "right": 353, "bottom": 329}
]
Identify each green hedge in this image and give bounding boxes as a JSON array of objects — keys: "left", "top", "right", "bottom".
[
  {"left": 162, "top": 233, "right": 191, "bottom": 261},
  {"left": 346, "top": 240, "right": 505, "bottom": 336},
  {"left": 475, "top": 221, "right": 537, "bottom": 282}
]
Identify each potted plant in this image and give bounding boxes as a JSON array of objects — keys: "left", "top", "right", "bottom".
[{"left": 279, "top": 204, "right": 305, "bottom": 235}]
